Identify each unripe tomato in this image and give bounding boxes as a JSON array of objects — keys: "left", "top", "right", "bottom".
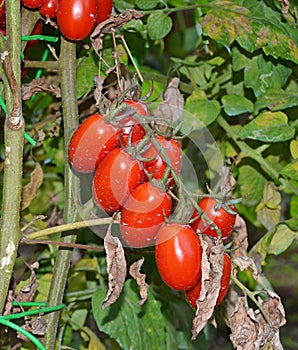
[
  {"left": 95, "top": 0, "right": 112, "bottom": 25},
  {"left": 92, "top": 148, "right": 144, "bottom": 213},
  {"left": 190, "top": 198, "right": 237, "bottom": 240},
  {"left": 185, "top": 252, "right": 231, "bottom": 309},
  {"left": 155, "top": 223, "right": 202, "bottom": 291},
  {"left": 21, "top": 0, "right": 45, "bottom": 9},
  {"left": 39, "top": 0, "right": 58, "bottom": 18},
  {"left": 142, "top": 135, "right": 182, "bottom": 189},
  {"left": 120, "top": 182, "right": 171, "bottom": 248},
  {"left": 68, "top": 114, "right": 121, "bottom": 173},
  {"left": 57, "top": 0, "right": 97, "bottom": 41}
]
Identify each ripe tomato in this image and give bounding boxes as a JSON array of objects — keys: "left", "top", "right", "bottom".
[
  {"left": 39, "top": 0, "right": 58, "bottom": 18},
  {"left": 57, "top": 0, "right": 97, "bottom": 41},
  {"left": 119, "top": 99, "right": 149, "bottom": 147},
  {"left": 0, "top": 1, "right": 6, "bottom": 29},
  {"left": 185, "top": 252, "right": 231, "bottom": 309},
  {"left": 95, "top": 0, "right": 112, "bottom": 25},
  {"left": 120, "top": 182, "right": 171, "bottom": 248},
  {"left": 142, "top": 135, "right": 182, "bottom": 188},
  {"left": 92, "top": 148, "right": 144, "bottom": 213},
  {"left": 155, "top": 223, "right": 202, "bottom": 291},
  {"left": 190, "top": 198, "right": 237, "bottom": 239},
  {"left": 21, "top": 0, "right": 45, "bottom": 9},
  {"left": 26, "top": 19, "right": 43, "bottom": 49},
  {"left": 68, "top": 114, "right": 121, "bottom": 173}
]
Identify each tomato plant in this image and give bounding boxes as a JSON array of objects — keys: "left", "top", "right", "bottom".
[
  {"left": 190, "top": 198, "right": 237, "bottom": 239},
  {"left": 155, "top": 223, "right": 202, "bottom": 291},
  {"left": 92, "top": 148, "right": 144, "bottom": 213},
  {"left": 185, "top": 252, "right": 231, "bottom": 309},
  {"left": 142, "top": 135, "right": 182, "bottom": 188},
  {"left": 57, "top": 0, "right": 97, "bottom": 41},
  {"left": 95, "top": 0, "right": 112, "bottom": 25},
  {"left": 68, "top": 114, "right": 122, "bottom": 173},
  {"left": 120, "top": 182, "right": 171, "bottom": 248},
  {"left": 39, "top": 0, "right": 58, "bottom": 18},
  {"left": 21, "top": 0, "right": 45, "bottom": 9}
]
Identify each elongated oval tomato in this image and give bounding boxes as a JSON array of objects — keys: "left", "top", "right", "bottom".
[
  {"left": 185, "top": 252, "right": 231, "bottom": 309},
  {"left": 142, "top": 135, "right": 182, "bottom": 188},
  {"left": 39, "top": 0, "right": 58, "bottom": 18},
  {"left": 120, "top": 182, "right": 171, "bottom": 248},
  {"left": 21, "top": 0, "right": 45, "bottom": 9},
  {"left": 190, "top": 198, "right": 237, "bottom": 240},
  {"left": 95, "top": 0, "right": 112, "bottom": 25},
  {"left": 57, "top": 0, "right": 97, "bottom": 41},
  {"left": 92, "top": 148, "right": 144, "bottom": 213},
  {"left": 155, "top": 223, "right": 202, "bottom": 291},
  {"left": 68, "top": 114, "right": 121, "bottom": 173}
]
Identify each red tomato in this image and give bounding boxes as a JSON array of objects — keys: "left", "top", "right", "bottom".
[
  {"left": 95, "top": 0, "right": 112, "bottom": 25},
  {"left": 185, "top": 252, "right": 231, "bottom": 309},
  {"left": 92, "top": 148, "right": 144, "bottom": 213},
  {"left": 155, "top": 223, "right": 202, "bottom": 291},
  {"left": 21, "top": 0, "right": 45, "bottom": 9},
  {"left": 0, "top": 1, "right": 6, "bottom": 29},
  {"left": 142, "top": 135, "right": 182, "bottom": 188},
  {"left": 68, "top": 114, "right": 121, "bottom": 173},
  {"left": 57, "top": 0, "right": 97, "bottom": 41},
  {"left": 26, "top": 20, "right": 43, "bottom": 49},
  {"left": 39, "top": 0, "right": 58, "bottom": 18},
  {"left": 120, "top": 182, "right": 171, "bottom": 248},
  {"left": 190, "top": 198, "right": 237, "bottom": 239},
  {"left": 120, "top": 99, "right": 149, "bottom": 147}
]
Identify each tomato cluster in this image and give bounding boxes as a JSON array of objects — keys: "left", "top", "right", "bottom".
[
  {"left": 68, "top": 98, "right": 236, "bottom": 309},
  {"left": 20, "top": 0, "right": 112, "bottom": 41}
]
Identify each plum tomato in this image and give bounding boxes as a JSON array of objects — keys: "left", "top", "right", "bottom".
[
  {"left": 39, "top": 0, "right": 58, "bottom": 18},
  {"left": 190, "top": 197, "right": 237, "bottom": 240},
  {"left": 57, "top": 0, "right": 97, "bottom": 41},
  {"left": 119, "top": 99, "right": 149, "bottom": 147},
  {"left": 142, "top": 135, "right": 182, "bottom": 188},
  {"left": 95, "top": 0, "right": 112, "bottom": 25},
  {"left": 68, "top": 114, "right": 121, "bottom": 173},
  {"left": 21, "top": 0, "right": 45, "bottom": 9},
  {"left": 155, "top": 223, "right": 202, "bottom": 291},
  {"left": 120, "top": 182, "right": 171, "bottom": 248},
  {"left": 185, "top": 252, "right": 231, "bottom": 309},
  {"left": 0, "top": 1, "right": 5, "bottom": 28},
  {"left": 92, "top": 148, "right": 144, "bottom": 213}
]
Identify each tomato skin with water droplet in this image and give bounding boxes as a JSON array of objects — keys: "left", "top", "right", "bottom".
[
  {"left": 185, "top": 252, "right": 231, "bottom": 309},
  {"left": 57, "top": 0, "right": 97, "bottom": 41},
  {"left": 190, "top": 197, "right": 237, "bottom": 239},
  {"left": 92, "top": 148, "right": 145, "bottom": 213},
  {"left": 155, "top": 223, "right": 202, "bottom": 291},
  {"left": 39, "top": 0, "right": 58, "bottom": 18},
  {"left": 120, "top": 182, "right": 171, "bottom": 248},
  {"left": 68, "top": 114, "right": 121, "bottom": 173}
]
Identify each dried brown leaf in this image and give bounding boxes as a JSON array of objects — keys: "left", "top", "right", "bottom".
[
  {"left": 233, "top": 256, "right": 259, "bottom": 280},
  {"left": 22, "top": 77, "right": 61, "bottom": 100},
  {"left": 102, "top": 228, "right": 127, "bottom": 309},
  {"left": 15, "top": 262, "right": 39, "bottom": 304},
  {"left": 129, "top": 257, "right": 148, "bottom": 306},
  {"left": 230, "top": 214, "right": 249, "bottom": 257},
  {"left": 21, "top": 163, "right": 43, "bottom": 211},
  {"left": 219, "top": 166, "right": 236, "bottom": 198},
  {"left": 191, "top": 236, "right": 224, "bottom": 340},
  {"left": 153, "top": 78, "right": 184, "bottom": 131},
  {"left": 278, "top": 0, "right": 289, "bottom": 13}
]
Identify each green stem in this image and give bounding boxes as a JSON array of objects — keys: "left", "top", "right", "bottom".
[
  {"left": 43, "top": 37, "right": 80, "bottom": 350},
  {"left": 0, "top": 0, "right": 24, "bottom": 314}
]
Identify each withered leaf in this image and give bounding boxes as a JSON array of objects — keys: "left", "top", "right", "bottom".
[
  {"left": 15, "top": 262, "right": 39, "bottom": 304},
  {"left": 219, "top": 166, "right": 236, "bottom": 199},
  {"left": 153, "top": 77, "right": 184, "bottom": 131},
  {"left": 191, "top": 236, "right": 224, "bottom": 340},
  {"left": 102, "top": 228, "right": 127, "bottom": 309},
  {"left": 233, "top": 256, "right": 258, "bottom": 280},
  {"left": 21, "top": 162, "right": 43, "bottom": 211},
  {"left": 230, "top": 214, "right": 249, "bottom": 258},
  {"left": 278, "top": 0, "right": 290, "bottom": 13},
  {"left": 22, "top": 77, "right": 61, "bottom": 100},
  {"left": 129, "top": 257, "right": 148, "bottom": 306}
]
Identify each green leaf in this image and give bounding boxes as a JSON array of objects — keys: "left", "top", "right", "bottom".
[
  {"left": 280, "top": 160, "right": 298, "bottom": 180},
  {"left": 255, "top": 88, "right": 298, "bottom": 112},
  {"left": 290, "top": 140, "right": 298, "bottom": 160},
  {"left": 238, "top": 165, "right": 266, "bottom": 206},
  {"left": 77, "top": 51, "right": 98, "bottom": 99},
  {"left": 181, "top": 91, "right": 220, "bottom": 133},
  {"left": 136, "top": 0, "right": 159, "bottom": 9},
  {"left": 222, "top": 94, "right": 254, "bottom": 116},
  {"left": 238, "top": 111, "right": 295, "bottom": 143},
  {"left": 290, "top": 195, "right": 298, "bottom": 218},
  {"left": 201, "top": 0, "right": 298, "bottom": 63},
  {"left": 92, "top": 280, "right": 170, "bottom": 350},
  {"left": 147, "top": 11, "right": 173, "bottom": 40},
  {"left": 268, "top": 224, "right": 298, "bottom": 255}
]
